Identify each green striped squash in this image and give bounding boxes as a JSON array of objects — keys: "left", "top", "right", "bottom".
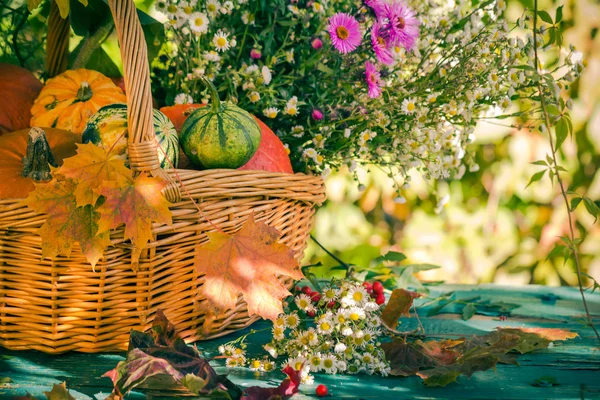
[
  {"left": 82, "top": 103, "right": 179, "bottom": 169},
  {"left": 179, "top": 78, "right": 260, "bottom": 169}
]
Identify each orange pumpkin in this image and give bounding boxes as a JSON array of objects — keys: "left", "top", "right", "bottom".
[
  {"left": 160, "top": 104, "right": 205, "bottom": 132},
  {"left": 0, "top": 63, "right": 43, "bottom": 134},
  {"left": 30, "top": 69, "right": 126, "bottom": 134},
  {"left": 238, "top": 117, "right": 293, "bottom": 173},
  {"left": 0, "top": 127, "right": 80, "bottom": 199}
]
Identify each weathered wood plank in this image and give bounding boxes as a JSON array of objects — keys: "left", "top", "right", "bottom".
[{"left": 0, "top": 285, "right": 598, "bottom": 399}]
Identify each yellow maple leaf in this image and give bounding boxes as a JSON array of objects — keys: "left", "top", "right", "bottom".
[
  {"left": 22, "top": 178, "right": 112, "bottom": 268},
  {"left": 195, "top": 215, "right": 303, "bottom": 322},
  {"left": 96, "top": 174, "right": 172, "bottom": 264},
  {"left": 44, "top": 381, "right": 76, "bottom": 400},
  {"left": 57, "top": 143, "right": 131, "bottom": 207}
]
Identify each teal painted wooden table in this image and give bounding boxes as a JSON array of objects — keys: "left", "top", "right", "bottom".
[{"left": 1, "top": 284, "right": 599, "bottom": 399}]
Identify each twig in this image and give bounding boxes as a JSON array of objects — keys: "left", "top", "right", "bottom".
[
  {"left": 309, "top": 234, "right": 353, "bottom": 277},
  {"left": 12, "top": 5, "right": 29, "bottom": 67},
  {"left": 533, "top": 0, "right": 600, "bottom": 345}
]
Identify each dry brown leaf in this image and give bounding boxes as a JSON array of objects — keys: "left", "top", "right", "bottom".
[{"left": 380, "top": 288, "right": 421, "bottom": 330}]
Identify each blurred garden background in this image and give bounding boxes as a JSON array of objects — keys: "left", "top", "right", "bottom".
[{"left": 1, "top": 0, "right": 598, "bottom": 287}]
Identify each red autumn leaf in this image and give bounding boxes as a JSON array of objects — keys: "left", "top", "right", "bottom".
[
  {"left": 241, "top": 365, "right": 301, "bottom": 400},
  {"left": 195, "top": 214, "right": 303, "bottom": 322},
  {"left": 21, "top": 178, "right": 112, "bottom": 268},
  {"left": 96, "top": 174, "right": 172, "bottom": 264},
  {"left": 380, "top": 288, "right": 421, "bottom": 330}
]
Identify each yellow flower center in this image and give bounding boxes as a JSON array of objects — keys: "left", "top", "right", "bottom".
[
  {"left": 251, "top": 360, "right": 261, "bottom": 369},
  {"left": 184, "top": 6, "right": 193, "bottom": 14},
  {"left": 350, "top": 313, "right": 360, "bottom": 321},
  {"left": 286, "top": 316, "right": 297, "bottom": 326},
  {"left": 195, "top": 17, "right": 204, "bottom": 26},
  {"left": 377, "top": 36, "right": 386, "bottom": 46},
  {"left": 217, "top": 37, "right": 227, "bottom": 47},
  {"left": 323, "top": 359, "right": 333, "bottom": 368},
  {"left": 294, "top": 362, "right": 303, "bottom": 370},
  {"left": 208, "top": 4, "right": 216, "bottom": 12},
  {"left": 407, "top": 103, "right": 415, "bottom": 112},
  {"left": 321, "top": 322, "right": 331, "bottom": 331},
  {"left": 336, "top": 26, "right": 349, "bottom": 40},
  {"left": 429, "top": 96, "right": 437, "bottom": 103},
  {"left": 353, "top": 292, "right": 363, "bottom": 302},
  {"left": 167, "top": 4, "right": 177, "bottom": 13},
  {"left": 396, "top": 17, "right": 406, "bottom": 29}
]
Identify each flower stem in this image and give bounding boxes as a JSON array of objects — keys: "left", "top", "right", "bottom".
[{"left": 533, "top": 0, "right": 600, "bottom": 345}]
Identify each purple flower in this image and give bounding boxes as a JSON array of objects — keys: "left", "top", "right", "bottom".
[
  {"left": 365, "top": 61, "right": 382, "bottom": 98},
  {"left": 312, "top": 38, "right": 323, "bottom": 50},
  {"left": 250, "top": 49, "right": 262, "bottom": 59},
  {"left": 379, "top": 1, "right": 420, "bottom": 51},
  {"left": 312, "top": 109, "right": 323, "bottom": 120},
  {"left": 370, "top": 22, "right": 394, "bottom": 66},
  {"left": 364, "top": 0, "right": 386, "bottom": 17},
  {"left": 327, "top": 13, "right": 362, "bottom": 54}
]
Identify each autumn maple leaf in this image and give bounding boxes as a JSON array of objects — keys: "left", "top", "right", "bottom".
[
  {"left": 380, "top": 288, "right": 422, "bottom": 330},
  {"left": 57, "top": 143, "right": 131, "bottom": 206},
  {"left": 96, "top": 174, "right": 172, "bottom": 265},
  {"left": 22, "top": 178, "right": 112, "bottom": 268},
  {"left": 195, "top": 215, "right": 303, "bottom": 322}
]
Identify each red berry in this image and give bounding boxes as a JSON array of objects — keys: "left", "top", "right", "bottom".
[
  {"left": 372, "top": 281, "right": 384, "bottom": 294},
  {"left": 362, "top": 281, "right": 373, "bottom": 291},
  {"left": 327, "top": 300, "right": 336, "bottom": 309},
  {"left": 294, "top": 285, "right": 301, "bottom": 292},
  {"left": 375, "top": 294, "right": 386, "bottom": 305},
  {"left": 302, "top": 286, "right": 313, "bottom": 295},
  {"left": 370, "top": 291, "right": 377, "bottom": 299},
  {"left": 307, "top": 310, "right": 316, "bottom": 317},
  {"left": 316, "top": 384, "right": 328, "bottom": 397},
  {"left": 311, "top": 293, "right": 321, "bottom": 302}
]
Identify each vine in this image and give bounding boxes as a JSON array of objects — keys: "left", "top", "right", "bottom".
[{"left": 532, "top": 0, "right": 600, "bottom": 344}]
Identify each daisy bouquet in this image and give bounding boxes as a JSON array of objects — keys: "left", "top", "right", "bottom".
[
  {"left": 218, "top": 279, "right": 390, "bottom": 384},
  {"left": 152, "top": 0, "right": 579, "bottom": 196}
]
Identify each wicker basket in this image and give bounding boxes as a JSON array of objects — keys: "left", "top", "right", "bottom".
[{"left": 0, "top": 0, "right": 325, "bottom": 354}]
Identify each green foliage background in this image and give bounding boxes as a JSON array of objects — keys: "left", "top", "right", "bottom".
[
  {"left": 1, "top": 0, "right": 598, "bottom": 287},
  {"left": 305, "top": 0, "right": 600, "bottom": 287}
]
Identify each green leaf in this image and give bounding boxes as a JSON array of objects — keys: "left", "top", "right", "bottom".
[
  {"left": 526, "top": 170, "right": 546, "bottom": 188},
  {"left": 555, "top": 118, "right": 568, "bottom": 149},
  {"left": 375, "top": 251, "right": 407, "bottom": 264},
  {"left": 427, "top": 300, "right": 454, "bottom": 317},
  {"left": 181, "top": 373, "right": 208, "bottom": 395},
  {"left": 462, "top": 303, "right": 476, "bottom": 320},
  {"left": 531, "top": 160, "right": 547, "bottom": 166},
  {"left": 583, "top": 198, "right": 599, "bottom": 222},
  {"left": 546, "top": 104, "right": 560, "bottom": 116},
  {"left": 27, "top": 0, "right": 43, "bottom": 11},
  {"left": 547, "top": 245, "right": 567, "bottom": 260},
  {"left": 316, "top": 63, "right": 334, "bottom": 75},
  {"left": 80, "top": 46, "right": 121, "bottom": 77},
  {"left": 137, "top": 8, "right": 166, "bottom": 62},
  {"left": 0, "top": 377, "right": 12, "bottom": 384},
  {"left": 69, "top": 0, "right": 110, "bottom": 36},
  {"left": 538, "top": 10, "right": 553, "bottom": 24},
  {"left": 555, "top": 6, "right": 563, "bottom": 23}
]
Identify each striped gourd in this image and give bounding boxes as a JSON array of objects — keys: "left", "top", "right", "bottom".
[
  {"left": 179, "top": 78, "right": 260, "bottom": 169},
  {"left": 82, "top": 103, "right": 179, "bottom": 169}
]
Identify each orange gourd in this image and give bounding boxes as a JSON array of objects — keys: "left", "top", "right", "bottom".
[
  {"left": 160, "top": 104, "right": 205, "bottom": 132},
  {"left": 0, "top": 63, "right": 43, "bottom": 134},
  {"left": 0, "top": 127, "right": 80, "bottom": 199},
  {"left": 238, "top": 117, "right": 293, "bottom": 173},
  {"left": 30, "top": 69, "right": 126, "bottom": 134}
]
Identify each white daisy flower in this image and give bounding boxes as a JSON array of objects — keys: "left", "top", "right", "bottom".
[
  {"left": 177, "top": 1, "right": 194, "bottom": 17},
  {"left": 263, "top": 107, "right": 279, "bottom": 119},
  {"left": 427, "top": 93, "right": 438, "bottom": 104},
  {"left": 203, "top": 50, "right": 221, "bottom": 62},
  {"left": 401, "top": 97, "right": 417, "bottom": 114},
  {"left": 213, "top": 31, "right": 230, "bottom": 52},
  {"left": 317, "top": 318, "right": 334, "bottom": 335},
  {"left": 291, "top": 125, "right": 305, "bottom": 137},
  {"left": 285, "top": 312, "right": 300, "bottom": 329},
  {"left": 287, "top": 356, "right": 307, "bottom": 372},
  {"left": 341, "top": 326, "right": 353, "bottom": 336},
  {"left": 348, "top": 307, "right": 366, "bottom": 321},
  {"left": 189, "top": 12, "right": 209, "bottom": 34},
  {"left": 499, "top": 96, "right": 511, "bottom": 110},
  {"left": 248, "top": 91, "right": 260, "bottom": 103},
  {"left": 303, "top": 148, "right": 317, "bottom": 159},
  {"left": 165, "top": 2, "right": 178, "bottom": 17},
  {"left": 336, "top": 360, "right": 348, "bottom": 372},
  {"left": 174, "top": 93, "right": 193, "bottom": 105},
  {"left": 264, "top": 344, "right": 278, "bottom": 358},
  {"left": 301, "top": 373, "right": 314, "bottom": 385},
  {"left": 249, "top": 359, "right": 263, "bottom": 371},
  {"left": 261, "top": 65, "right": 272, "bottom": 85},
  {"left": 167, "top": 15, "right": 187, "bottom": 28},
  {"left": 308, "top": 353, "right": 323, "bottom": 372},
  {"left": 241, "top": 11, "right": 255, "bottom": 25},
  {"left": 272, "top": 325, "right": 285, "bottom": 341},
  {"left": 322, "top": 354, "right": 337, "bottom": 374},
  {"left": 347, "top": 286, "right": 369, "bottom": 306},
  {"left": 295, "top": 293, "right": 312, "bottom": 310},
  {"left": 205, "top": 0, "right": 220, "bottom": 16},
  {"left": 284, "top": 101, "right": 299, "bottom": 116},
  {"left": 312, "top": 2, "right": 325, "bottom": 13},
  {"left": 225, "top": 357, "right": 240, "bottom": 368},
  {"left": 334, "top": 343, "right": 347, "bottom": 353},
  {"left": 155, "top": 0, "right": 168, "bottom": 14}
]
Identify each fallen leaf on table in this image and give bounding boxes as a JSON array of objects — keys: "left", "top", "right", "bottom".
[
  {"left": 103, "top": 310, "right": 238, "bottom": 399},
  {"left": 96, "top": 174, "right": 172, "bottom": 265},
  {"left": 462, "top": 303, "right": 476, "bottom": 320},
  {"left": 380, "top": 288, "right": 421, "bottom": 330},
  {"left": 241, "top": 365, "right": 301, "bottom": 400},
  {"left": 22, "top": 178, "right": 112, "bottom": 268},
  {"left": 57, "top": 143, "right": 131, "bottom": 206},
  {"left": 196, "top": 214, "right": 303, "bottom": 322},
  {"left": 383, "top": 326, "right": 577, "bottom": 387},
  {"left": 44, "top": 382, "right": 75, "bottom": 400}
]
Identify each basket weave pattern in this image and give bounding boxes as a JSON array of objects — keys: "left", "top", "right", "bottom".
[{"left": 0, "top": 0, "right": 325, "bottom": 354}]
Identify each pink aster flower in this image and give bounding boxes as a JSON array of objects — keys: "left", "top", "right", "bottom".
[
  {"left": 312, "top": 109, "right": 323, "bottom": 120},
  {"left": 365, "top": 61, "right": 382, "bottom": 98},
  {"left": 379, "top": 1, "right": 420, "bottom": 51},
  {"left": 312, "top": 38, "right": 323, "bottom": 50},
  {"left": 364, "top": 0, "right": 386, "bottom": 17},
  {"left": 370, "top": 22, "right": 394, "bottom": 66},
  {"left": 327, "top": 13, "right": 362, "bottom": 54}
]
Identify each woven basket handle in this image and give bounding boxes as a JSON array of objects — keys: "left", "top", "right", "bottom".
[{"left": 107, "top": 0, "right": 180, "bottom": 202}]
